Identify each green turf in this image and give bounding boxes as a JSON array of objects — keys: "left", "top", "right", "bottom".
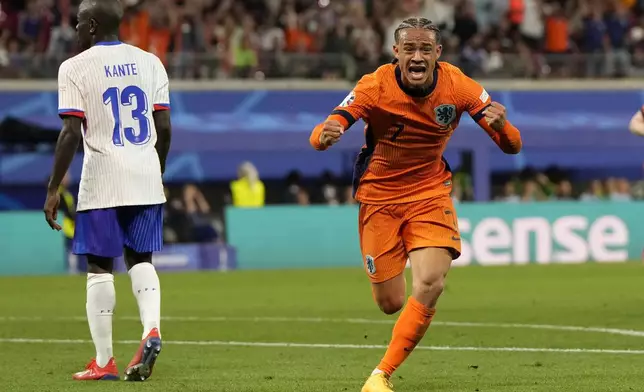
[{"left": 1, "top": 263, "right": 644, "bottom": 391}]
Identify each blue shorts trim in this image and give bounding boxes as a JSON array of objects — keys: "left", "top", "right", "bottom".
[{"left": 72, "top": 204, "right": 164, "bottom": 257}]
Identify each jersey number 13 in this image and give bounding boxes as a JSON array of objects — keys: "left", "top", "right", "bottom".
[{"left": 103, "top": 85, "right": 151, "bottom": 146}]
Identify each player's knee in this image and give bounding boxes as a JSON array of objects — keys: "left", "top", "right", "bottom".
[
  {"left": 412, "top": 274, "right": 445, "bottom": 305},
  {"left": 124, "top": 247, "right": 152, "bottom": 271},
  {"left": 87, "top": 256, "right": 114, "bottom": 274},
  {"left": 376, "top": 294, "right": 405, "bottom": 315}
]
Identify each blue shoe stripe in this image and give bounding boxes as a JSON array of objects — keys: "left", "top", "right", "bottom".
[{"left": 99, "top": 374, "right": 120, "bottom": 381}]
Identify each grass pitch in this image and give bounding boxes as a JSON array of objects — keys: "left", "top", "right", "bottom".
[{"left": 1, "top": 263, "right": 644, "bottom": 391}]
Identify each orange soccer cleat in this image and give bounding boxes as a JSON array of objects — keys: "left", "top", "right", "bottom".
[
  {"left": 72, "top": 358, "right": 119, "bottom": 381},
  {"left": 124, "top": 328, "right": 162, "bottom": 381}
]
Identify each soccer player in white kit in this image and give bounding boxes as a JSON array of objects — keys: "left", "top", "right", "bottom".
[{"left": 43, "top": 0, "right": 171, "bottom": 382}]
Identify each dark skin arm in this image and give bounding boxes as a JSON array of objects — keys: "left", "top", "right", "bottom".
[
  {"left": 153, "top": 110, "right": 172, "bottom": 174},
  {"left": 44, "top": 116, "right": 82, "bottom": 230}
]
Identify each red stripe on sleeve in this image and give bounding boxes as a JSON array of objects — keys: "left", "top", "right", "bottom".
[
  {"left": 59, "top": 111, "right": 85, "bottom": 119},
  {"left": 153, "top": 104, "right": 170, "bottom": 111}
]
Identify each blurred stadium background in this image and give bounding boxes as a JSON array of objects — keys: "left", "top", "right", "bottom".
[{"left": 2, "top": 0, "right": 644, "bottom": 391}]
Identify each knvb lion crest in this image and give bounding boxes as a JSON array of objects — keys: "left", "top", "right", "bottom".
[
  {"left": 434, "top": 104, "right": 456, "bottom": 127},
  {"left": 365, "top": 255, "right": 376, "bottom": 274}
]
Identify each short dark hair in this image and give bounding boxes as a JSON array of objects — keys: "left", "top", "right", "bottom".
[
  {"left": 82, "top": 0, "right": 124, "bottom": 34},
  {"left": 394, "top": 17, "right": 441, "bottom": 44}
]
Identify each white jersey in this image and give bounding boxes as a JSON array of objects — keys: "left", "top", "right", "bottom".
[{"left": 57, "top": 41, "right": 169, "bottom": 211}]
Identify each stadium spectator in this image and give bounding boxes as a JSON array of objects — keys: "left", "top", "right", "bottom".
[
  {"left": 344, "top": 185, "right": 356, "bottom": 205},
  {"left": 0, "top": 30, "right": 9, "bottom": 68},
  {"left": 147, "top": 6, "right": 171, "bottom": 65},
  {"left": 120, "top": 3, "right": 150, "bottom": 52},
  {"left": 2, "top": 0, "right": 644, "bottom": 79},
  {"left": 17, "top": 0, "right": 52, "bottom": 52},
  {"left": 498, "top": 181, "right": 521, "bottom": 202},
  {"left": 608, "top": 177, "right": 633, "bottom": 201},
  {"left": 521, "top": 179, "right": 547, "bottom": 202},
  {"left": 296, "top": 187, "right": 310, "bottom": 205},
  {"left": 582, "top": 3, "right": 609, "bottom": 77},
  {"left": 183, "top": 183, "right": 218, "bottom": 242},
  {"left": 319, "top": 170, "right": 340, "bottom": 205},
  {"left": 580, "top": 179, "right": 605, "bottom": 201},
  {"left": 453, "top": 1, "right": 479, "bottom": 47},
  {"left": 555, "top": 179, "right": 575, "bottom": 200},
  {"left": 460, "top": 34, "right": 486, "bottom": 76},
  {"left": 283, "top": 170, "right": 304, "bottom": 204},
  {"left": 163, "top": 187, "right": 192, "bottom": 243},
  {"left": 543, "top": 1, "right": 571, "bottom": 77},
  {"left": 604, "top": 1, "right": 632, "bottom": 76},
  {"left": 230, "top": 161, "right": 265, "bottom": 208},
  {"left": 46, "top": 11, "right": 74, "bottom": 56}
]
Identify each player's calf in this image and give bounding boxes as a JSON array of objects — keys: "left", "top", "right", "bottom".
[
  {"left": 124, "top": 246, "right": 162, "bottom": 381},
  {"left": 366, "top": 247, "right": 452, "bottom": 381}
]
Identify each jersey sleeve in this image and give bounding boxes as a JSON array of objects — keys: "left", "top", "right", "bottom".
[
  {"left": 454, "top": 71, "right": 491, "bottom": 122},
  {"left": 329, "top": 72, "right": 379, "bottom": 128},
  {"left": 57, "top": 61, "right": 85, "bottom": 119},
  {"left": 309, "top": 72, "right": 379, "bottom": 150},
  {"left": 453, "top": 70, "right": 522, "bottom": 154},
  {"left": 152, "top": 58, "right": 170, "bottom": 112}
]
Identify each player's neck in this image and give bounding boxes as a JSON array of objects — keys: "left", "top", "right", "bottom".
[
  {"left": 395, "top": 65, "right": 438, "bottom": 98},
  {"left": 92, "top": 34, "right": 120, "bottom": 46}
]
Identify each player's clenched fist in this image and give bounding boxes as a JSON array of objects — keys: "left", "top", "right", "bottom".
[
  {"left": 319, "top": 120, "right": 344, "bottom": 148},
  {"left": 483, "top": 102, "right": 507, "bottom": 132}
]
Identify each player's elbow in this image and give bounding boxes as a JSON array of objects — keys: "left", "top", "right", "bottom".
[{"left": 500, "top": 140, "right": 522, "bottom": 155}]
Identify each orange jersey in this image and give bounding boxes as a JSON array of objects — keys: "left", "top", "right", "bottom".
[{"left": 310, "top": 62, "right": 522, "bottom": 205}]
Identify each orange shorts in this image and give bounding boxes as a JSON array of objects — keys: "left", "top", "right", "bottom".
[{"left": 358, "top": 194, "right": 461, "bottom": 283}]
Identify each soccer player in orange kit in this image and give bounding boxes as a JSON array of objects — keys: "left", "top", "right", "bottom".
[{"left": 309, "top": 17, "right": 523, "bottom": 392}]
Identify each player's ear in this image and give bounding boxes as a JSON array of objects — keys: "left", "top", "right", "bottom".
[
  {"left": 436, "top": 44, "right": 443, "bottom": 59},
  {"left": 392, "top": 44, "right": 399, "bottom": 60},
  {"left": 89, "top": 18, "right": 97, "bottom": 34}
]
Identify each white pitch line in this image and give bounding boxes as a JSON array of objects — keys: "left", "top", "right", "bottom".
[
  {"left": 1, "top": 315, "right": 644, "bottom": 338},
  {"left": 0, "top": 337, "right": 642, "bottom": 355}
]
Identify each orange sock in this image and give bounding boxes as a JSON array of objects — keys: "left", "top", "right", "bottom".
[{"left": 376, "top": 296, "right": 435, "bottom": 376}]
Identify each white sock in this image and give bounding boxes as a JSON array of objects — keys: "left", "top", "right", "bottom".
[
  {"left": 371, "top": 368, "right": 385, "bottom": 376},
  {"left": 86, "top": 273, "right": 115, "bottom": 368},
  {"left": 128, "top": 263, "right": 161, "bottom": 339}
]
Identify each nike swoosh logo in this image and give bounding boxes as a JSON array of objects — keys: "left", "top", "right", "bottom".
[{"left": 452, "top": 236, "right": 461, "bottom": 241}]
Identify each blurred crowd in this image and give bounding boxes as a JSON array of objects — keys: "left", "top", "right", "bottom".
[
  {"left": 493, "top": 173, "right": 644, "bottom": 202},
  {"left": 1, "top": 0, "right": 644, "bottom": 79}
]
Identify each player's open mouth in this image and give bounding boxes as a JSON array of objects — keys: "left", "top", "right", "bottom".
[{"left": 408, "top": 65, "right": 427, "bottom": 80}]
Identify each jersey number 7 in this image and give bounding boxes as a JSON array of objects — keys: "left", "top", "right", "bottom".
[
  {"left": 390, "top": 123, "right": 405, "bottom": 141},
  {"left": 103, "top": 85, "right": 151, "bottom": 146}
]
